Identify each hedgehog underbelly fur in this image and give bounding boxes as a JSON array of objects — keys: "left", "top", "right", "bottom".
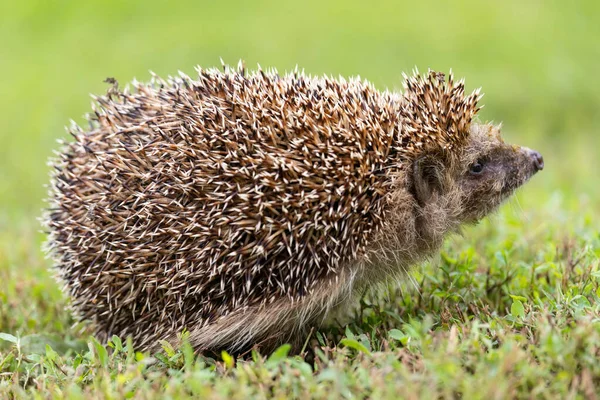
[{"left": 44, "top": 64, "right": 482, "bottom": 352}]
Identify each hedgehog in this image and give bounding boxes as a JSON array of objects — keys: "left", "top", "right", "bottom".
[{"left": 44, "top": 63, "right": 544, "bottom": 354}]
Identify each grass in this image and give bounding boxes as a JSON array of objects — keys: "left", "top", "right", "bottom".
[
  {"left": 1, "top": 0, "right": 600, "bottom": 398},
  {"left": 2, "top": 202, "right": 600, "bottom": 398}
]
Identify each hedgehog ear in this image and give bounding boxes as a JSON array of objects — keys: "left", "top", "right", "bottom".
[{"left": 413, "top": 155, "right": 445, "bottom": 204}]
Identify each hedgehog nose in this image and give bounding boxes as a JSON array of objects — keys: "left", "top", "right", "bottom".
[{"left": 529, "top": 150, "right": 544, "bottom": 172}]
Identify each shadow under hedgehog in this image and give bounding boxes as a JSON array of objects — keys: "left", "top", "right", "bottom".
[{"left": 44, "top": 65, "right": 543, "bottom": 354}]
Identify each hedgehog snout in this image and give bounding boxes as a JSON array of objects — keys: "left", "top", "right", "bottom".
[{"left": 527, "top": 149, "right": 544, "bottom": 172}]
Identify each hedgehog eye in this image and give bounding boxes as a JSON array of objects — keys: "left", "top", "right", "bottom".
[{"left": 469, "top": 160, "right": 485, "bottom": 175}]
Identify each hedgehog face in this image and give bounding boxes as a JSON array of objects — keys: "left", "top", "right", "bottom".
[
  {"left": 455, "top": 123, "right": 544, "bottom": 223},
  {"left": 411, "top": 123, "right": 543, "bottom": 229},
  {"left": 403, "top": 71, "right": 542, "bottom": 231}
]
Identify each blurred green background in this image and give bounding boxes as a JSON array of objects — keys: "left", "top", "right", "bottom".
[{"left": 1, "top": 0, "right": 598, "bottom": 227}]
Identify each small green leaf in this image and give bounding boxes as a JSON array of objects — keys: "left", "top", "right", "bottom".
[
  {"left": 388, "top": 329, "right": 404, "bottom": 340},
  {"left": 45, "top": 344, "right": 58, "bottom": 362},
  {"left": 509, "top": 294, "right": 527, "bottom": 302},
  {"left": 221, "top": 350, "right": 235, "bottom": 369},
  {"left": 110, "top": 335, "right": 123, "bottom": 352},
  {"left": 154, "top": 353, "right": 169, "bottom": 365},
  {"left": 0, "top": 333, "right": 17, "bottom": 343},
  {"left": 344, "top": 326, "right": 355, "bottom": 340},
  {"left": 340, "top": 338, "right": 372, "bottom": 356},
  {"left": 389, "top": 329, "right": 410, "bottom": 346},
  {"left": 511, "top": 299, "right": 525, "bottom": 319},
  {"left": 441, "top": 252, "right": 457, "bottom": 265},
  {"left": 316, "top": 331, "right": 326, "bottom": 347},
  {"left": 251, "top": 349, "right": 260, "bottom": 363},
  {"left": 90, "top": 338, "right": 108, "bottom": 367},
  {"left": 160, "top": 340, "right": 175, "bottom": 357},
  {"left": 357, "top": 334, "right": 371, "bottom": 352},
  {"left": 266, "top": 344, "right": 291, "bottom": 366}
]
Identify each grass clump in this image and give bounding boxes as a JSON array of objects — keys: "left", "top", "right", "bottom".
[{"left": 1, "top": 199, "right": 599, "bottom": 398}]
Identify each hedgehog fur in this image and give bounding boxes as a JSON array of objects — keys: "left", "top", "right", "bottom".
[{"left": 44, "top": 63, "right": 542, "bottom": 353}]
